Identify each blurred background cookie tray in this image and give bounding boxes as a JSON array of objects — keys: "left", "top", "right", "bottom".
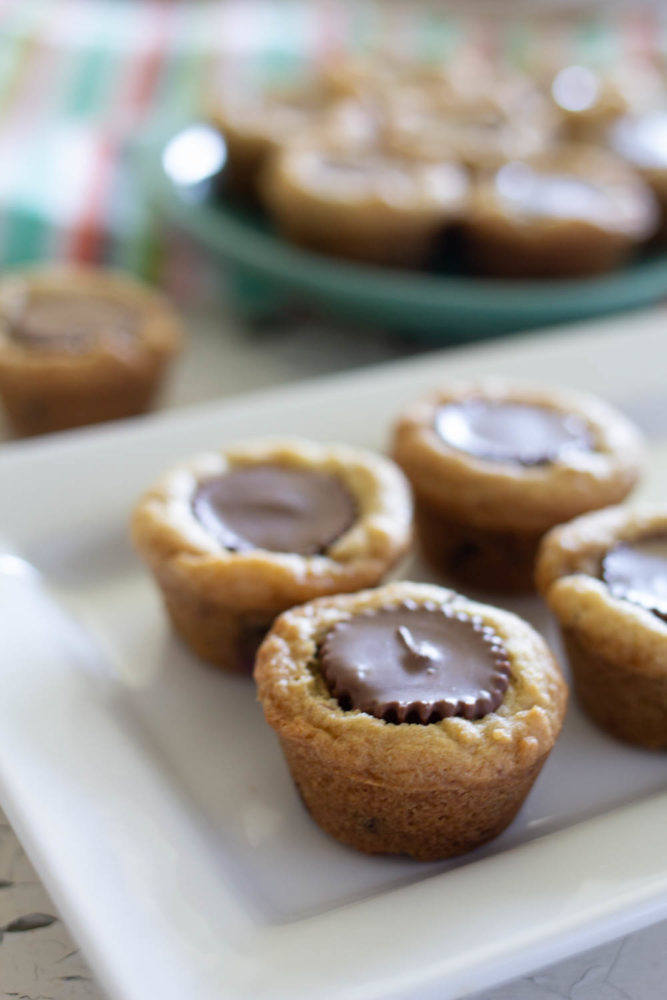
[{"left": 143, "top": 121, "right": 667, "bottom": 341}]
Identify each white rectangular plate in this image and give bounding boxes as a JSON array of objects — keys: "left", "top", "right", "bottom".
[{"left": 1, "top": 310, "right": 667, "bottom": 1000}]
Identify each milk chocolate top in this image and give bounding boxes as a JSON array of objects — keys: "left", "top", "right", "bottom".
[
  {"left": 435, "top": 399, "right": 593, "bottom": 465},
  {"left": 320, "top": 602, "right": 511, "bottom": 723},
  {"left": 602, "top": 534, "right": 667, "bottom": 621},
  {"left": 192, "top": 464, "right": 357, "bottom": 555},
  {"left": 7, "top": 291, "right": 139, "bottom": 353}
]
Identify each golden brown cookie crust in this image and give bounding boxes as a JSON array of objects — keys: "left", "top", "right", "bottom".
[
  {"left": 255, "top": 581, "right": 567, "bottom": 858},
  {"left": 536, "top": 504, "right": 667, "bottom": 679},
  {"left": 392, "top": 378, "right": 644, "bottom": 534},
  {"left": 0, "top": 266, "right": 182, "bottom": 435}
]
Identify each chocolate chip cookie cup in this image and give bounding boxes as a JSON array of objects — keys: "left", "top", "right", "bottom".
[
  {"left": 131, "top": 439, "right": 413, "bottom": 672},
  {"left": 392, "top": 380, "right": 644, "bottom": 593},
  {"left": 536, "top": 505, "right": 667, "bottom": 749},
  {"left": 254, "top": 581, "right": 567, "bottom": 860},
  {"left": 0, "top": 267, "right": 183, "bottom": 436}
]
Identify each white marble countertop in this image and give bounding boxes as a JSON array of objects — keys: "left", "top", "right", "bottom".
[{"left": 1, "top": 303, "right": 666, "bottom": 1000}]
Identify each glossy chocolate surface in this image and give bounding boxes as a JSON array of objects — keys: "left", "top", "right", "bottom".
[
  {"left": 320, "top": 601, "right": 511, "bottom": 723},
  {"left": 435, "top": 398, "right": 593, "bottom": 465},
  {"left": 192, "top": 463, "right": 357, "bottom": 555},
  {"left": 602, "top": 534, "right": 667, "bottom": 620}
]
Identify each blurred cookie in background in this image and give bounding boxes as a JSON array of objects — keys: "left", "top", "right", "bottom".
[
  {"left": 0, "top": 267, "right": 183, "bottom": 437},
  {"left": 464, "top": 145, "right": 658, "bottom": 278},
  {"left": 261, "top": 139, "right": 470, "bottom": 267}
]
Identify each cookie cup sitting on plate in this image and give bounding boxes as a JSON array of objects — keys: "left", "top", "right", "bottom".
[
  {"left": 536, "top": 504, "right": 667, "bottom": 749},
  {"left": 0, "top": 267, "right": 182, "bottom": 437},
  {"left": 254, "top": 581, "right": 567, "bottom": 860},
  {"left": 131, "top": 438, "right": 413, "bottom": 671},
  {"left": 392, "top": 379, "right": 644, "bottom": 593}
]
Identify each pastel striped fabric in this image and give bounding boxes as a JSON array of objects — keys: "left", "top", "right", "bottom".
[{"left": 0, "top": 0, "right": 664, "bottom": 278}]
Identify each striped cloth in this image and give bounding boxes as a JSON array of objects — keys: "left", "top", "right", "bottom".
[{"left": 0, "top": 0, "right": 665, "bottom": 282}]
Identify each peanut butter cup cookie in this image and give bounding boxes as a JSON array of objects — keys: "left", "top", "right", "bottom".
[
  {"left": 261, "top": 140, "right": 469, "bottom": 267},
  {"left": 536, "top": 505, "right": 667, "bottom": 749},
  {"left": 465, "top": 145, "right": 657, "bottom": 277},
  {"left": 254, "top": 580, "right": 567, "bottom": 860},
  {"left": 0, "top": 267, "right": 182, "bottom": 436},
  {"left": 131, "top": 438, "right": 412, "bottom": 671},
  {"left": 392, "top": 380, "right": 644, "bottom": 593}
]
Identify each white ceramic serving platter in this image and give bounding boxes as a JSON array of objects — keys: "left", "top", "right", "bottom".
[{"left": 1, "top": 312, "right": 667, "bottom": 1000}]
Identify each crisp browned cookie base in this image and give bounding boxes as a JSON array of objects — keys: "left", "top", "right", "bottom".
[
  {"left": 563, "top": 628, "right": 667, "bottom": 750},
  {"left": 415, "top": 499, "right": 543, "bottom": 594},
  {"left": 152, "top": 562, "right": 274, "bottom": 672},
  {"left": 466, "top": 223, "right": 636, "bottom": 279},
  {"left": 280, "top": 731, "right": 549, "bottom": 860},
  {"left": 267, "top": 212, "right": 437, "bottom": 268},
  {"left": 1, "top": 359, "right": 168, "bottom": 437}
]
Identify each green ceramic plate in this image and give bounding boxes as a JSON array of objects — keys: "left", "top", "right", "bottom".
[{"left": 143, "top": 123, "right": 667, "bottom": 342}]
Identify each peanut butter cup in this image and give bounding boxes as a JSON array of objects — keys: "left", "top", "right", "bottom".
[
  {"left": 392, "top": 379, "right": 644, "bottom": 593},
  {"left": 537, "top": 506, "right": 667, "bottom": 749},
  {"left": 320, "top": 603, "right": 511, "bottom": 722},
  {"left": 254, "top": 581, "right": 567, "bottom": 860},
  {"left": 0, "top": 267, "right": 182, "bottom": 436},
  {"left": 131, "top": 439, "right": 412, "bottom": 671},
  {"left": 602, "top": 536, "right": 667, "bottom": 621},
  {"left": 434, "top": 399, "right": 593, "bottom": 466},
  {"left": 191, "top": 464, "right": 357, "bottom": 555}
]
